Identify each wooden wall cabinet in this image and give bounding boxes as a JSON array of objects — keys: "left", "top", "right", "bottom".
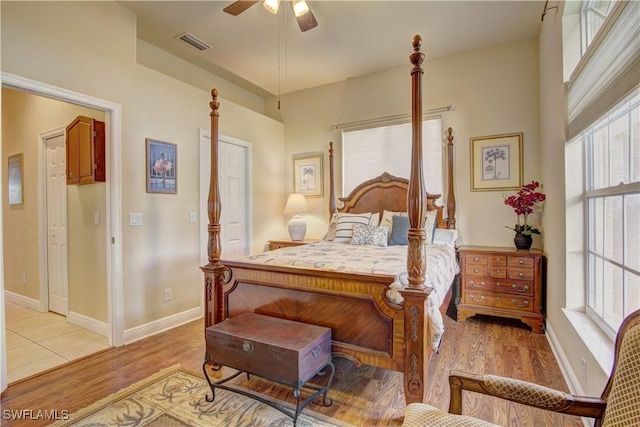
[
  {"left": 457, "top": 245, "right": 545, "bottom": 333},
  {"left": 66, "top": 116, "right": 105, "bottom": 185}
]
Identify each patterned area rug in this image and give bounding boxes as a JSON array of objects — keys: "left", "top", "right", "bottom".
[{"left": 51, "top": 364, "right": 352, "bottom": 427}]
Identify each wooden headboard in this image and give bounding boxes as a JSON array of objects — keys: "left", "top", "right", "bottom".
[{"left": 336, "top": 172, "right": 446, "bottom": 229}]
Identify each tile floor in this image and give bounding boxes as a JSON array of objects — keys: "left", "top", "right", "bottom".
[{"left": 5, "top": 301, "right": 111, "bottom": 384}]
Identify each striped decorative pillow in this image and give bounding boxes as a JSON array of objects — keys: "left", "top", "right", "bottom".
[{"left": 333, "top": 213, "right": 372, "bottom": 243}]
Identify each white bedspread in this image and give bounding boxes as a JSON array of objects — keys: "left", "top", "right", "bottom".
[{"left": 242, "top": 241, "right": 460, "bottom": 351}]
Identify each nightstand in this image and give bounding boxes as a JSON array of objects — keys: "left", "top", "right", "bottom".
[
  {"left": 268, "top": 239, "right": 318, "bottom": 251},
  {"left": 457, "top": 245, "right": 545, "bottom": 333}
]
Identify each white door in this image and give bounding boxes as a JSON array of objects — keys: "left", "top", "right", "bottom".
[
  {"left": 46, "top": 133, "right": 69, "bottom": 315},
  {"left": 200, "top": 131, "right": 250, "bottom": 264}
]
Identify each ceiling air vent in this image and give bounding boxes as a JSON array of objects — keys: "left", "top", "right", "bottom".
[{"left": 176, "top": 32, "right": 211, "bottom": 52}]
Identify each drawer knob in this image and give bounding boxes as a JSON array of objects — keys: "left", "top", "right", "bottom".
[
  {"left": 511, "top": 284, "right": 529, "bottom": 292},
  {"left": 470, "top": 281, "right": 485, "bottom": 288},
  {"left": 519, "top": 259, "right": 525, "bottom": 264},
  {"left": 473, "top": 268, "right": 479, "bottom": 273},
  {"left": 470, "top": 295, "right": 485, "bottom": 302},
  {"left": 242, "top": 340, "right": 254, "bottom": 354},
  {"left": 518, "top": 272, "right": 525, "bottom": 278},
  {"left": 473, "top": 256, "right": 480, "bottom": 261},
  {"left": 512, "top": 299, "right": 529, "bottom": 307},
  {"left": 496, "top": 269, "right": 501, "bottom": 273}
]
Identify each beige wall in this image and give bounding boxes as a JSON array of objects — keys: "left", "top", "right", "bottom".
[
  {"left": 271, "top": 38, "right": 542, "bottom": 247},
  {"left": 2, "top": 88, "right": 108, "bottom": 323},
  {"left": 1, "top": 1, "right": 285, "bottom": 329}
]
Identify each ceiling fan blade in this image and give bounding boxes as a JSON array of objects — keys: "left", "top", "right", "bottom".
[
  {"left": 223, "top": 1, "right": 259, "bottom": 16},
  {"left": 290, "top": 2, "right": 318, "bottom": 32}
]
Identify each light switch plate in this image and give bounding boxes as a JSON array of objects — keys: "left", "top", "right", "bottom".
[
  {"left": 130, "top": 213, "right": 143, "bottom": 227},
  {"left": 190, "top": 212, "right": 197, "bottom": 224}
]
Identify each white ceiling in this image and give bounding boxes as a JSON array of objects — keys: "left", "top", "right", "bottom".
[{"left": 119, "top": 1, "right": 545, "bottom": 98}]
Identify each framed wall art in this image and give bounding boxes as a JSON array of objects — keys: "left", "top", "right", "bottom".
[
  {"left": 146, "top": 139, "right": 177, "bottom": 194},
  {"left": 293, "top": 152, "right": 323, "bottom": 197},
  {"left": 470, "top": 133, "right": 523, "bottom": 191},
  {"left": 8, "top": 153, "right": 24, "bottom": 205}
]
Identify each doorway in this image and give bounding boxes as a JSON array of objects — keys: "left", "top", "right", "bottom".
[{"left": 1, "top": 72, "right": 124, "bottom": 390}]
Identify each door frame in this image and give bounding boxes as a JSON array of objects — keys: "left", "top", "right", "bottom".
[
  {"left": 39, "top": 128, "right": 69, "bottom": 316},
  {"left": 2, "top": 72, "right": 124, "bottom": 347}
]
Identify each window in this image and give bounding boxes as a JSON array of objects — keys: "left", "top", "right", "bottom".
[
  {"left": 584, "top": 89, "right": 640, "bottom": 338},
  {"left": 564, "top": 0, "right": 640, "bottom": 339},
  {"left": 342, "top": 118, "right": 443, "bottom": 197},
  {"left": 581, "top": 0, "right": 615, "bottom": 53}
]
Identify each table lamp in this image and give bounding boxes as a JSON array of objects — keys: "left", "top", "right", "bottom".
[{"left": 283, "top": 193, "right": 311, "bottom": 241}]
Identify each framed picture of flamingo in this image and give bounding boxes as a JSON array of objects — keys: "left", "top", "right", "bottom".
[
  {"left": 146, "top": 138, "right": 177, "bottom": 194},
  {"left": 470, "top": 132, "right": 523, "bottom": 191},
  {"left": 292, "top": 152, "right": 323, "bottom": 197}
]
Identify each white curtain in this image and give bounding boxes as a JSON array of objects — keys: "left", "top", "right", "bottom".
[{"left": 342, "top": 118, "right": 443, "bottom": 196}]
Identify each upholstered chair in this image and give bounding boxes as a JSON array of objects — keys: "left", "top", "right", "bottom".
[{"left": 403, "top": 309, "right": 640, "bottom": 427}]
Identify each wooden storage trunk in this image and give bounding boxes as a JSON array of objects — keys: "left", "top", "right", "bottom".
[{"left": 205, "top": 313, "right": 332, "bottom": 387}]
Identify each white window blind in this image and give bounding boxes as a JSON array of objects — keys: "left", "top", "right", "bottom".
[
  {"left": 342, "top": 118, "right": 443, "bottom": 197},
  {"left": 567, "top": 0, "right": 640, "bottom": 140}
]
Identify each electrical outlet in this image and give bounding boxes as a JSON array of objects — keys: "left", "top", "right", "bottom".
[
  {"left": 164, "top": 288, "right": 172, "bottom": 302},
  {"left": 21, "top": 273, "right": 26, "bottom": 285},
  {"left": 581, "top": 357, "right": 587, "bottom": 382}
]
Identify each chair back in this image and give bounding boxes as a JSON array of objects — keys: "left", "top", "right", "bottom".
[{"left": 600, "top": 309, "right": 640, "bottom": 427}]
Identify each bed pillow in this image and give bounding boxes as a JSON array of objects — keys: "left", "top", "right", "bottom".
[
  {"left": 433, "top": 228, "right": 459, "bottom": 248},
  {"left": 425, "top": 210, "right": 437, "bottom": 245},
  {"left": 369, "top": 212, "right": 380, "bottom": 226},
  {"left": 388, "top": 215, "right": 410, "bottom": 246},
  {"left": 380, "top": 210, "right": 406, "bottom": 238},
  {"left": 350, "top": 224, "right": 389, "bottom": 247},
  {"left": 333, "top": 213, "right": 372, "bottom": 243},
  {"left": 322, "top": 213, "right": 339, "bottom": 241}
]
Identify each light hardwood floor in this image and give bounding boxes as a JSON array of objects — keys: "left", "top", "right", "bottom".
[{"left": 1, "top": 309, "right": 583, "bottom": 427}]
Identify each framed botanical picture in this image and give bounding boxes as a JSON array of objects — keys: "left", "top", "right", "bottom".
[
  {"left": 293, "top": 152, "right": 323, "bottom": 197},
  {"left": 8, "top": 153, "right": 24, "bottom": 205},
  {"left": 470, "top": 133, "right": 523, "bottom": 191},
  {"left": 146, "top": 139, "right": 177, "bottom": 194}
]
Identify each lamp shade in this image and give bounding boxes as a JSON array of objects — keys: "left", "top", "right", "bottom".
[{"left": 283, "top": 193, "right": 310, "bottom": 215}]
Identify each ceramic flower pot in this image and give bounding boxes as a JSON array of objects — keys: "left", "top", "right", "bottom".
[{"left": 514, "top": 233, "right": 533, "bottom": 250}]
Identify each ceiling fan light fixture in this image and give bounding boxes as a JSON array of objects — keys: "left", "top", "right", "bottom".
[
  {"left": 292, "top": 0, "right": 310, "bottom": 17},
  {"left": 263, "top": 0, "right": 279, "bottom": 15}
]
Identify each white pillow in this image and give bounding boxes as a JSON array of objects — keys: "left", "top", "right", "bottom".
[
  {"left": 333, "top": 213, "right": 372, "bottom": 243},
  {"left": 425, "top": 210, "right": 437, "bottom": 245},
  {"left": 369, "top": 212, "right": 380, "bottom": 226},
  {"left": 433, "top": 228, "right": 459, "bottom": 248},
  {"left": 350, "top": 224, "right": 389, "bottom": 247}
]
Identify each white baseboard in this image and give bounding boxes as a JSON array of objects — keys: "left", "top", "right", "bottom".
[
  {"left": 123, "top": 308, "right": 201, "bottom": 345},
  {"left": 67, "top": 311, "right": 109, "bottom": 338},
  {"left": 546, "top": 321, "right": 593, "bottom": 427},
  {"left": 4, "top": 291, "right": 42, "bottom": 311}
]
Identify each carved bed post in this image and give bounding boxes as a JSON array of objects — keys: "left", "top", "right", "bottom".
[
  {"left": 399, "top": 35, "right": 430, "bottom": 405},
  {"left": 201, "top": 89, "right": 226, "bottom": 329},
  {"left": 328, "top": 141, "right": 337, "bottom": 218},
  {"left": 446, "top": 127, "right": 456, "bottom": 229}
]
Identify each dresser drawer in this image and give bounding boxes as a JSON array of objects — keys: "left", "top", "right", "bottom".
[
  {"left": 464, "top": 264, "right": 488, "bottom": 277},
  {"left": 489, "top": 266, "right": 507, "bottom": 279},
  {"left": 466, "top": 254, "right": 488, "bottom": 265},
  {"left": 508, "top": 256, "right": 534, "bottom": 268},
  {"left": 508, "top": 267, "right": 534, "bottom": 281},
  {"left": 464, "top": 277, "right": 534, "bottom": 297},
  {"left": 490, "top": 256, "right": 507, "bottom": 267},
  {"left": 463, "top": 291, "right": 534, "bottom": 312}
]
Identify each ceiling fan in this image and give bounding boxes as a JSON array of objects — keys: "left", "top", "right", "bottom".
[{"left": 223, "top": 0, "right": 318, "bottom": 32}]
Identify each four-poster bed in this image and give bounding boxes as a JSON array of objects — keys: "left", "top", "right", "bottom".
[{"left": 201, "top": 35, "right": 457, "bottom": 405}]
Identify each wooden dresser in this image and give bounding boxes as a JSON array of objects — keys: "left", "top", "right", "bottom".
[
  {"left": 457, "top": 246, "right": 545, "bottom": 333},
  {"left": 268, "top": 239, "right": 317, "bottom": 250}
]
